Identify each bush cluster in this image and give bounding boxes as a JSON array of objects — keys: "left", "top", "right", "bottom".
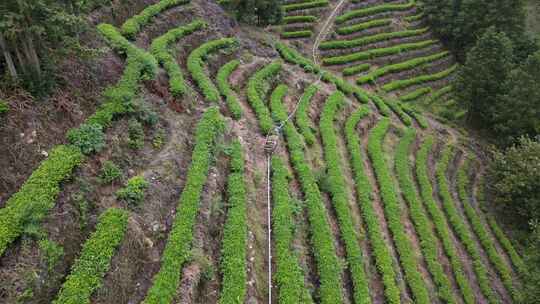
[
  {"left": 282, "top": 30, "right": 313, "bottom": 39},
  {"left": 415, "top": 138, "right": 476, "bottom": 304},
  {"left": 395, "top": 129, "right": 457, "bottom": 303},
  {"left": 336, "top": 18, "right": 392, "bottom": 35},
  {"left": 399, "top": 87, "right": 432, "bottom": 102},
  {"left": 128, "top": 119, "right": 145, "bottom": 149},
  {"left": 344, "top": 108, "right": 401, "bottom": 304},
  {"left": 219, "top": 140, "right": 247, "bottom": 304},
  {"left": 342, "top": 63, "right": 370, "bottom": 76},
  {"left": 67, "top": 123, "right": 106, "bottom": 155},
  {"left": 320, "top": 91, "right": 371, "bottom": 304},
  {"left": 283, "top": 15, "right": 317, "bottom": 24},
  {"left": 295, "top": 84, "right": 319, "bottom": 146},
  {"left": 382, "top": 64, "right": 457, "bottom": 92},
  {"left": 143, "top": 107, "right": 225, "bottom": 304},
  {"left": 247, "top": 60, "right": 282, "bottom": 134},
  {"left": 427, "top": 85, "right": 452, "bottom": 103},
  {"left": 269, "top": 85, "right": 344, "bottom": 304},
  {"left": 370, "top": 95, "right": 391, "bottom": 117},
  {"left": 321, "top": 28, "right": 428, "bottom": 50},
  {"left": 383, "top": 99, "right": 412, "bottom": 126},
  {"left": 400, "top": 103, "right": 429, "bottom": 129},
  {"left": 282, "top": 0, "right": 329, "bottom": 12},
  {"left": 0, "top": 100, "right": 8, "bottom": 114},
  {"left": 335, "top": 0, "right": 416, "bottom": 24},
  {"left": 405, "top": 12, "right": 424, "bottom": 22},
  {"left": 0, "top": 145, "right": 84, "bottom": 256},
  {"left": 271, "top": 156, "right": 313, "bottom": 304},
  {"left": 457, "top": 160, "right": 518, "bottom": 300},
  {"left": 99, "top": 160, "right": 122, "bottom": 184},
  {"left": 52, "top": 208, "right": 129, "bottom": 304},
  {"left": 477, "top": 176, "right": 527, "bottom": 276},
  {"left": 435, "top": 146, "right": 497, "bottom": 304},
  {"left": 217, "top": 59, "right": 243, "bottom": 120},
  {"left": 357, "top": 51, "right": 449, "bottom": 84},
  {"left": 121, "top": 0, "right": 190, "bottom": 38},
  {"left": 367, "top": 118, "right": 430, "bottom": 303},
  {"left": 89, "top": 24, "right": 157, "bottom": 128},
  {"left": 116, "top": 176, "right": 149, "bottom": 206},
  {"left": 187, "top": 37, "right": 238, "bottom": 103},
  {"left": 323, "top": 40, "right": 436, "bottom": 65},
  {"left": 150, "top": 20, "right": 207, "bottom": 96}
]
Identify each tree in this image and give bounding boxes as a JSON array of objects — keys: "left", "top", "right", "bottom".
[
  {"left": 225, "top": 0, "right": 282, "bottom": 25},
  {"left": 421, "top": 0, "right": 534, "bottom": 60},
  {"left": 493, "top": 51, "right": 540, "bottom": 144},
  {"left": 454, "top": 28, "right": 515, "bottom": 127},
  {"left": 487, "top": 137, "right": 540, "bottom": 229}
]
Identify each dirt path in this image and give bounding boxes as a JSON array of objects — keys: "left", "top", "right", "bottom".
[{"left": 312, "top": 0, "right": 348, "bottom": 65}]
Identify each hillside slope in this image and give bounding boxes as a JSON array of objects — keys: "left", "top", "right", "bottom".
[{"left": 0, "top": 0, "right": 524, "bottom": 303}]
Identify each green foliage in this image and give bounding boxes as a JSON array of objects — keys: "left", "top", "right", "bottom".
[
  {"left": 121, "top": 0, "right": 190, "bottom": 39},
  {"left": 342, "top": 63, "right": 370, "bottom": 76},
  {"left": 357, "top": 51, "right": 449, "bottom": 84},
  {"left": 274, "top": 42, "right": 380, "bottom": 107},
  {"left": 367, "top": 119, "right": 430, "bottom": 304},
  {"left": 217, "top": 59, "right": 243, "bottom": 120},
  {"left": 336, "top": 18, "right": 392, "bottom": 35},
  {"left": 454, "top": 28, "right": 514, "bottom": 127},
  {"left": 269, "top": 85, "right": 344, "bottom": 304},
  {"left": 150, "top": 20, "right": 206, "bottom": 96},
  {"left": 415, "top": 138, "right": 476, "bottom": 304},
  {"left": 405, "top": 12, "right": 423, "bottom": 22},
  {"left": 383, "top": 64, "right": 457, "bottom": 92},
  {"left": 492, "top": 51, "right": 540, "bottom": 144},
  {"left": 321, "top": 28, "right": 428, "bottom": 50},
  {"left": 400, "top": 104, "right": 428, "bottom": 129},
  {"left": 0, "top": 100, "right": 8, "bottom": 114},
  {"left": 295, "top": 84, "right": 319, "bottom": 146},
  {"left": 320, "top": 91, "right": 371, "bottom": 304},
  {"left": 99, "top": 161, "right": 122, "bottom": 184},
  {"left": 335, "top": 0, "right": 416, "bottom": 24},
  {"left": 283, "top": 15, "right": 317, "bottom": 24},
  {"left": 187, "top": 37, "right": 238, "bottom": 102},
  {"left": 323, "top": 40, "right": 436, "bottom": 65},
  {"left": 395, "top": 129, "right": 458, "bottom": 303},
  {"left": 39, "top": 239, "right": 64, "bottom": 272},
  {"left": 89, "top": 23, "right": 157, "bottom": 128},
  {"left": 457, "top": 159, "right": 519, "bottom": 300},
  {"left": 421, "top": 0, "right": 534, "bottom": 59},
  {"left": 225, "top": 0, "right": 282, "bottom": 25},
  {"left": 67, "top": 123, "right": 106, "bottom": 155},
  {"left": 127, "top": 119, "right": 145, "bottom": 149},
  {"left": 281, "top": 30, "right": 313, "bottom": 39},
  {"left": 427, "top": 85, "right": 452, "bottom": 103},
  {"left": 282, "top": 0, "right": 329, "bottom": 12},
  {"left": 522, "top": 224, "right": 540, "bottom": 304},
  {"left": 52, "top": 208, "right": 129, "bottom": 304},
  {"left": 219, "top": 141, "right": 247, "bottom": 304},
  {"left": 399, "top": 87, "right": 431, "bottom": 102},
  {"left": 153, "top": 128, "right": 166, "bottom": 149},
  {"left": 271, "top": 156, "right": 312, "bottom": 304},
  {"left": 116, "top": 176, "right": 148, "bottom": 206},
  {"left": 246, "top": 60, "right": 282, "bottom": 134},
  {"left": 143, "top": 107, "right": 224, "bottom": 304},
  {"left": 436, "top": 146, "right": 497, "bottom": 304},
  {"left": 488, "top": 137, "right": 540, "bottom": 226},
  {"left": 370, "top": 95, "right": 391, "bottom": 117},
  {"left": 0, "top": 145, "right": 84, "bottom": 256},
  {"left": 383, "top": 99, "right": 412, "bottom": 126},
  {"left": 344, "top": 108, "right": 401, "bottom": 304}
]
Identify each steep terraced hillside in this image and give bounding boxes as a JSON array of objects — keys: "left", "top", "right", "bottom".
[{"left": 0, "top": 0, "right": 525, "bottom": 303}]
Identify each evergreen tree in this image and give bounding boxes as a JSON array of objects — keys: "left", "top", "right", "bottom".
[
  {"left": 494, "top": 51, "right": 540, "bottom": 143},
  {"left": 454, "top": 28, "right": 515, "bottom": 126},
  {"left": 227, "top": 0, "right": 282, "bottom": 25}
]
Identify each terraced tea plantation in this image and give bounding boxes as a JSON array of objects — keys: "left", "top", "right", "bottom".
[{"left": 0, "top": 0, "right": 526, "bottom": 303}]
